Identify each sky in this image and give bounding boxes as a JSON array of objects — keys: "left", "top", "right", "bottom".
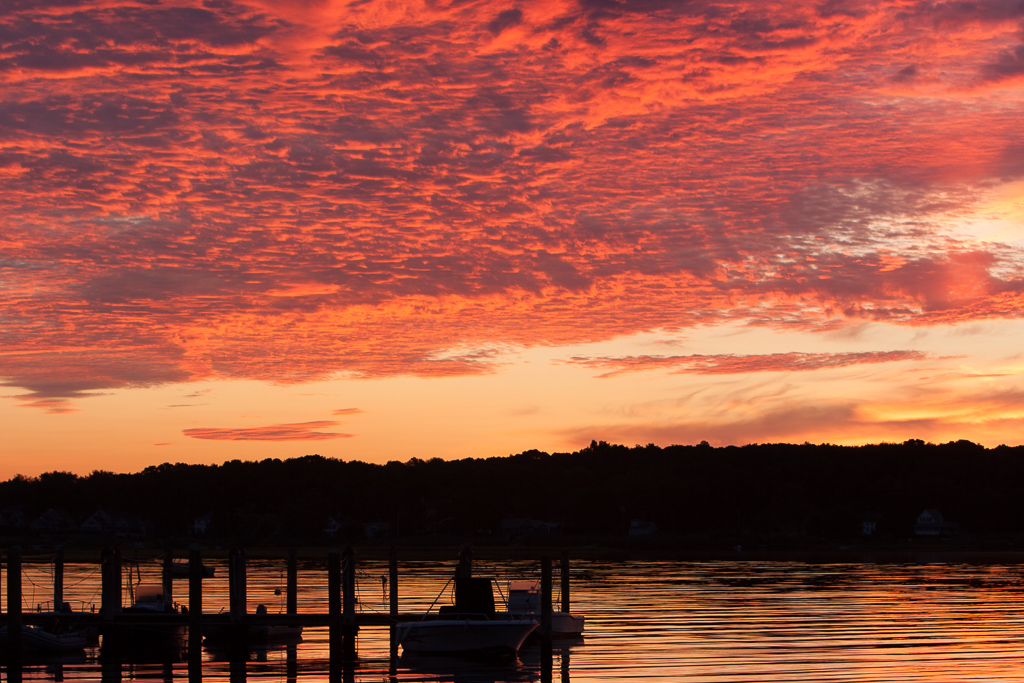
[{"left": 2, "top": 0, "right": 1024, "bottom": 478}]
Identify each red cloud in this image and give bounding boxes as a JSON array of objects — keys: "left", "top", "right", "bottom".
[
  {"left": 183, "top": 421, "right": 354, "bottom": 441},
  {"left": 1, "top": 0, "right": 1023, "bottom": 405},
  {"left": 10, "top": 397, "right": 80, "bottom": 414},
  {"left": 331, "top": 408, "right": 363, "bottom": 416}
]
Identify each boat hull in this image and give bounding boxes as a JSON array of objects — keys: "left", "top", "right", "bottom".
[
  {"left": 549, "top": 612, "right": 585, "bottom": 637},
  {"left": 507, "top": 581, "right": 585, "bottom": 637},
  {"left": 0, "top": 625, "right": 88, "bottom": 655},
  {"left": 396, "top": 619, "right": 537, "bottom": 657},
  {"left": 204, "top": 623, "right": 303, "bottom": 647}
]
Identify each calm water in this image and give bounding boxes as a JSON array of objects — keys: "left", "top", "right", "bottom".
[{"left": 8, "top": 556, "right": 1024, "bottom": 681}]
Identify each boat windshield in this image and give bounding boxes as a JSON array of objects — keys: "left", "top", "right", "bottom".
[{"left": 134, "top": 584, "right": 167, "bottom": 603}]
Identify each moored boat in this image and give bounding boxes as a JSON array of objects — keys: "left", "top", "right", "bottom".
[
  {"left": 101, "top": 583, "right": 187, "bottom": 657},
  {"left": 203, "top": 604, "right": 303, "bottom": 647},
  {"left": 396, "top": 618, "right": 537, "bottom": 657},
  {"left": 0, "top": 624, "right": 88, "bottom": 655},
  {"left": 396, "top": 577, "right": 536, "bottom": 658},
  {"left": 507, "top": 580, "right": 585, "bottom": 637}
]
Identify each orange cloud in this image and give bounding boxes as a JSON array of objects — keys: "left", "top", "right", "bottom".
[
  {"left": 183, "top": 421, "right": 353, "bottom": 441},
  {"left": 2, "top": 0, "right": 1024, "bottom": 411},
  {"left": 568, "top": 350, "right": 931, "bottom": 377}
]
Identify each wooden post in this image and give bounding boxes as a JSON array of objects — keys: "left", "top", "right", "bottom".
[
  {"left": 230, "top": 656, "right": 246, "bottom": 683},
  {"left": 162, "top": 547, "right": 174, "bottom": 605},
  {"left": 189, "top": 651, "right": 202, "bottom": 683},
  {"left": 101, "top": 547, "right": 122, "bottom": 617},
  {"left": 541, "top": 553, "right": 554, "bottom": 683},
  {"left": 561, "top": 550, "right": 570, "bottom": 614},
  {"left": 7, "top": 546, "right": 23, "bottom": 654},
  {"left": 388, "top": 547, "right": 398, "bottom": 657},
  {"left": 229, "top": 548, "right": 247, "bottom": 622},
  {"left": 342, "top": 546, "right": 355, "bottom": 622},
  {"left": 328, "top": 549, "right": 341, "bottom": 665},
  {"left": 287, "top": 642, "right": 298, "bottom": 683},
  {"left": 456, "top": 544, "right": 472, "bottom": 578},
  {"left": 342, "top": 545, "right": 357, "bottom": 660},
  {"left": 287, "top": 548, "right": 298, "bottom": 626},
  {"left": 54, "top": 548, "right": 65, "bottom": 612},
  {"left": 388, "top": 548, "right": 398, "bottom": 618},
  {"left": 101, "top": 649, "right": 121, "bottom": 683},
  {"left": 541, "top": 553, "right": 553, "bottom": 640},
  {"left": 189, "top": 547, "right": 203, "bottom": 659}
]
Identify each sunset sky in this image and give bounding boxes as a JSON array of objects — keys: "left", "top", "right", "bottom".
[{"left": 3, "top": 0, "right": 1024, "bottom": 478}]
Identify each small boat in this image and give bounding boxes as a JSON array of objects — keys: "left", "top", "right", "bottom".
[
  {"left": 102, "top": 583, "right": 187, "bottom": 657},
  {"left": 396, "top": 577, "right": 537, "bottom": 658},
  {"left": 203, "top": 623, "right": 303, "bottom": 647},
  {"left": 125, "top": 583, "right": 182, "bottom": 615},
  {"left": 204, "top": 604, "right": 303, "bottom": 647},
  {"left": 507, "top": 581, "right": 585, "bottom": 637},
  {"left": 0, "top": 624, "right": 88, "bottom": 655}
]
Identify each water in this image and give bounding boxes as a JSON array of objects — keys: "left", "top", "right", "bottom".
[{"left": 8, "top": 555, "right": 1024, "bottom": 681}]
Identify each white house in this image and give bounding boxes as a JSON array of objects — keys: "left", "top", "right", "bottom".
[
  {"left": 29, "top": 508, "right": 76, "bottom": 534},
  {"left": 914, "top": 509, "right": 957, "bottom": 536},
  {"left": 189, "top": 514, "right": 212, "bottom": 536},
  {"left": 80, "top": 509, "right": 114, "bottom": 534}
]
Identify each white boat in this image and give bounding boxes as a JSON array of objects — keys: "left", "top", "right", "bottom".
[
  {"left": 126, "top": 583, "right": 182, "bottom": 615},
  {"left": 0, "top": 624, "right": 88, "bottom": 654},
  {"left": 103, "top": 583, "right": 187, "bottom": 656},
  {"left": 507, "top": 581, "right": 585, "bottom": 637},
  {"left": 204, "top": 604, "right": 303, "bottom": 647},
  {"left": 396, "top": 617, "right": 536, "bottom": 657},
  {"left": 396, "top": 577, "right": 537, "bottom": 657}
]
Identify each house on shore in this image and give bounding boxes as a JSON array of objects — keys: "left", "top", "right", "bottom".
[{"left": 914, "top": 509, "right": 958, "bottom": 537}]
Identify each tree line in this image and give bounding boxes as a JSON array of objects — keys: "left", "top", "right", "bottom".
[{"left": 2, "top": 439, "right": 1022, "bottom": 548}]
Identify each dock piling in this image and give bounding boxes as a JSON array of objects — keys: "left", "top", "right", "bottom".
[
  {"left": 328, "top": 549, "right": 341, "bottom": 663},
  {"left": 561, "top": 550, "right": 570, "bottom": 614},
  {"left": 287, "top": 548, "right": 298, "bottom": 626},
  {"left": 189, "top": 547, "right": 203, "bottom": 658},
  {"left": 541, "top": 553, "right": 553, "bottom": 640},
  {"left": 342, "top": 545, "right": 357, "bottom": 660},
  {"left": 388, "top": 547, "right": 398, "bottom": 618},
  {"left": 162, "top": 547, "right": 173, "bottom": 605},
  {"left": 100, "top": 547, "right": 122, "bottom": 618},
  {"left": 228, "top": 549, "right": 246, "bottom": 623},
  {"left": 456, "top": 544, "right": 472, "bottom": 578},
  {"left": 54, "top": 548, "right": 64, "bottom": 612},
  {"left": 7, "top": 546, "right": 22, "bottom": 655},
  {"left": 388, "top": 547, "right": 398, "bottom": 656}
]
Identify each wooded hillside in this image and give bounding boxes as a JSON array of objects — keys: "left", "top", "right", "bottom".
[{"left": 2, "top": 439, "right": 1021, "bottom": 549}]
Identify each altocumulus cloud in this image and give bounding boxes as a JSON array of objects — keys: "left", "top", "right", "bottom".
[{"left": 3, "top": 0, "right": 1024, "bottom": 413}]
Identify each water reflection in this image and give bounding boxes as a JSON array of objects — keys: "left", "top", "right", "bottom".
[{"left": 9, "top": 559, "right": 1024, "bottom": 681}]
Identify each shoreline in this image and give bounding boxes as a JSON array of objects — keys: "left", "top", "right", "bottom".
[{"left": 15, "top": 539, "right": 1024, "bottom": 565}]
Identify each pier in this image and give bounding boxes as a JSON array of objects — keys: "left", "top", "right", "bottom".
[{"left": 0, "top": 545, "right": 575, "bottom": 681}]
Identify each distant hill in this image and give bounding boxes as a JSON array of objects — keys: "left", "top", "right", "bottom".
[{"left": 2, "top": 439, "right": 1023, "bottom": 550}]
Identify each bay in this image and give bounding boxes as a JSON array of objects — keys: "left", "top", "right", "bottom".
[{"left": 8, "top": 555, "right": 1024, "bottom": 681}]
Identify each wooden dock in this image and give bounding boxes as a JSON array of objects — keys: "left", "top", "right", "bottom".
[{"left": 1, "top": 545, "right": 573, "bottom": 658}]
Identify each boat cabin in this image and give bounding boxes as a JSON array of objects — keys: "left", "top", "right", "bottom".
[
  {"left": 438, "top": 577, "right": 497, "bottom": 617},
  {"left": 507, "top": 581, "right": 542, "bottom": 613}
]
